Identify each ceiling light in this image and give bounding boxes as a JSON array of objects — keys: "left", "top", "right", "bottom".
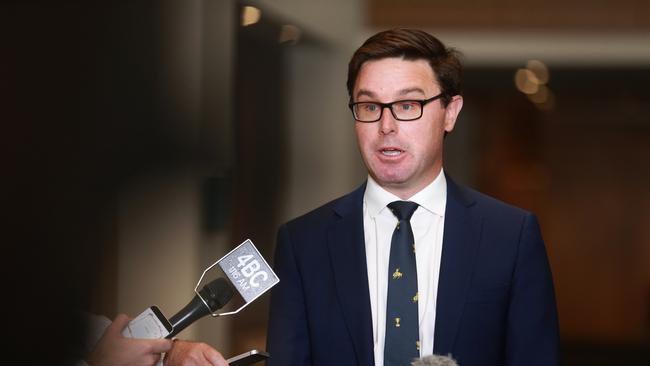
[
  {"left": 241, "top": 6, "right": 261, "bottom": 27},
  {"left": 515, "top": 69, "right": 539, "bottom": 95}
]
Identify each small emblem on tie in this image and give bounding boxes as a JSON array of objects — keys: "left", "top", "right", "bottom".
[
  {"left": 393, "top": 268, "right": 403, "bottom": 279},
  {"left": 395, "top": 317, "right": 401, "bottom": 327},
  {"left": 416, "top": 340, "right": 421, "bottom": 351}
]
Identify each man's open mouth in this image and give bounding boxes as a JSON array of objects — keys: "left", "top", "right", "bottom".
[{"left": 380, "top": 148, "right": 403, "bottom": 156}]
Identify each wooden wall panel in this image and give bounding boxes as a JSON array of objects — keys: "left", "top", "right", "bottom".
[{"left": 368, "top": 0, "right": 650, "bottom": 30}]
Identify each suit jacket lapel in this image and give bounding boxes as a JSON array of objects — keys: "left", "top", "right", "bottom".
[
  {"left": 327, "top": 183, "right": 374, "bottom": 366},
  {"left": 434, "top": 176, "right": 483, "bottom": 355}
]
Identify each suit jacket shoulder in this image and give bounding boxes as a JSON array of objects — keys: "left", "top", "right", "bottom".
[
  {"left": 282, "top": 183, "right": 366, "bottom": 231},
  {"left": 447, "top": 176, "right": 531, "bottom": 218}
]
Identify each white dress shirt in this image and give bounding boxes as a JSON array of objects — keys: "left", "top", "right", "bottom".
[{"left": 363, "top": 170, "right": 447, "bottom": 366}]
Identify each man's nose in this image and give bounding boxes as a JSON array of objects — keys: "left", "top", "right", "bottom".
[{"left": 378, "top": 106, "right": 397, "bottom": 135}]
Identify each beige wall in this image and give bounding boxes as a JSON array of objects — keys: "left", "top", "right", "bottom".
[{"left": 113, "top": 0, "right": 366, "bottom": 356}]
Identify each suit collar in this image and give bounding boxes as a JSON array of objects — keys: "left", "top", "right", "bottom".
[{"left": 434, "top": 175, "right": 482, "bottom": 354}]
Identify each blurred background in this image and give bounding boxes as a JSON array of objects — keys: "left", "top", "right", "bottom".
[{"left": 4, "top": 0, "right": 649, "bottom": 364}]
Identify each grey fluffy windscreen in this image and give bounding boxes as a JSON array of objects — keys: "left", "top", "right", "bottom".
[{"left": 411, "top": 354, "right": 458, "bottom": 366}]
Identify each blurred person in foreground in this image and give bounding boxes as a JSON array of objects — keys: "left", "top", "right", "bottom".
[{"left": 266, "top": 28, "right": 559, "bottom": 366}]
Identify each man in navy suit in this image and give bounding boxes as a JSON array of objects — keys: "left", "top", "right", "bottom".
[{"left": 267, "top": 29, "right": 559, "bottom": 366}]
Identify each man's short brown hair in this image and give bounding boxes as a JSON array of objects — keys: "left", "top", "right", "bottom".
[{"left": 347, "top": 28, "right": 462, "bottom": 106}]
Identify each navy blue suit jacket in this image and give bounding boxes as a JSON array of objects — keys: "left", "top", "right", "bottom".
[{"left": 267, "top": 177, "right": 559, "bottom": 366}]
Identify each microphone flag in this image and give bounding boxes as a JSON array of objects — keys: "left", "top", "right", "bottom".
[{"left": 198, "top": 238, "right": 280, "bottom": 316}]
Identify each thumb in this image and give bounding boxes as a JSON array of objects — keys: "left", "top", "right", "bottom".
[
  {"left": 105, "top": 313, "right": 131, "bottom": 335},
  {"left": 148, "top": 338, "right": 173, "bottom": 353}
]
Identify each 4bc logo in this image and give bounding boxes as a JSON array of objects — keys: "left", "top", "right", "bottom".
[
  {"left": 237, "top": 254, "right": 269, "bottom": 287},
  {"left": 218, "top": 239, "right": 279, "bottom": 304}
]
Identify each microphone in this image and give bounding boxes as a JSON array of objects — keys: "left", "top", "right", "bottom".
[
  {"left": 166, "top": 277, "right": 234, "bottom": 338},
  {"left": 411, "top": 354, "right": 458, "bottom": 366},
  {"left": 123, "top": 239, "right": 278, "bottom": 341}
]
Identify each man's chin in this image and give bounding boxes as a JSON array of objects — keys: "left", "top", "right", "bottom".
[{"left": 372, "top": 174, "right": 410, "bottom": 189}]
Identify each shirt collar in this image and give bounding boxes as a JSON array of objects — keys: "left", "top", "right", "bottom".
[{"left": 364, "top": 169, "right": 447, "bottom": 218}]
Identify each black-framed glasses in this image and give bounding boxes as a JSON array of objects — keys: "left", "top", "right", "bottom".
[{"left": 348, "top": 93, "right": 444, "bottom": 123}]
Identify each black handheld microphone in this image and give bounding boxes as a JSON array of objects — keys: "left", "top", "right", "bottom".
[
  {"left": 166, "top": 277, "right": 234, "bottom": 338},
  {"left": 411, "top": 354, "right": 458, "bottom": 366}
]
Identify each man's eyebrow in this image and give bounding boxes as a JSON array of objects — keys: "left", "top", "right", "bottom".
[
  {"left": 355, "top": 89, "right": 376, "bottom": 99},
  {"left": 398, "top": 87, "right": 426, "bottom": 96},
  {"left": 354, "top": 87, "right": 428, "bottom": 100}
]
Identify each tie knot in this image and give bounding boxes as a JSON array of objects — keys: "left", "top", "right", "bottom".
[{"left": 387, "top": 201, "right": 419, "bottom": 221}]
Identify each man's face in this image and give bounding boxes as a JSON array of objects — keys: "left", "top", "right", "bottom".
[{"left": 353, "top": 57, "right": 463, "bottom": 199}]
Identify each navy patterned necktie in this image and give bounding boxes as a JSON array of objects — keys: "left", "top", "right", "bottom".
[{"left": 384, "top": 200, "right": 420, "bottom": 366}]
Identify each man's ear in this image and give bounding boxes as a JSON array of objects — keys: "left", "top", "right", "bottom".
[{"left": 443, "top": 95, "right": 463, "bottom": 133}]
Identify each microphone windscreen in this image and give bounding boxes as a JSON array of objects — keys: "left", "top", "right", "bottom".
[
  {"left": 411, "top": 354, "right": 458, "bottom": 366},
  {"left": 199, "top": 277, "right": 234, "bottom": 312}
]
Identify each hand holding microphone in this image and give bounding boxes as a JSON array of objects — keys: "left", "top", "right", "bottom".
[
  {"left": 126, "top": 278, "right": 232, "bottom": 366},
  {"left": 87, "top": 279, "right": 231, "bottom": 366}
]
